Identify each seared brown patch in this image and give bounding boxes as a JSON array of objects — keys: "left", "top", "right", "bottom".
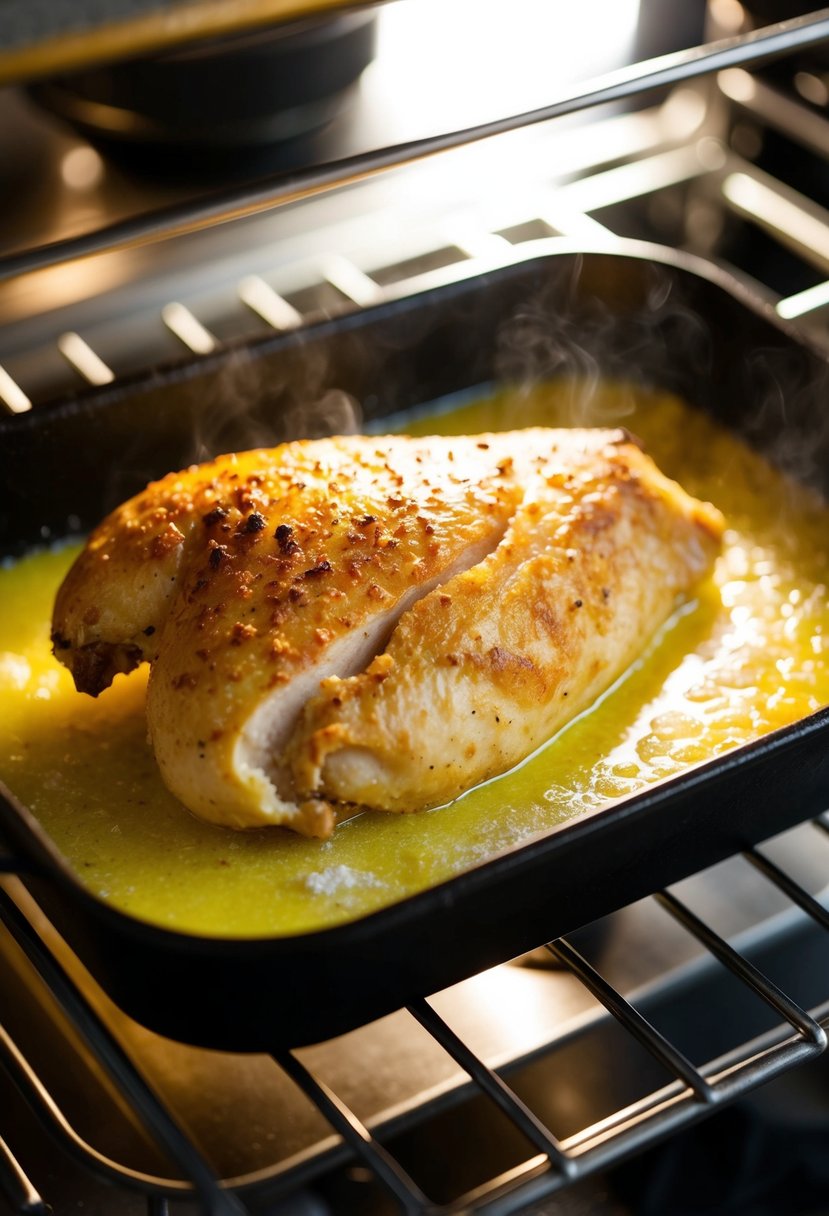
[
  {"left": 534, "top": 603, "right": 561, "bottom": 638},
  {"left": 488, "top": 646, "right": 535, "bottom": 673},
  {"left": 68, "top": 641, "right": 144, "bottom": 697},
  {"left": 150, "top": 523, "right": 185, "bottom": 558}
]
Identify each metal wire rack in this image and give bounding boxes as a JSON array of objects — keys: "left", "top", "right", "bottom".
[
  {"left": 2, "top": 824, "right": 829, "bottom": 1215},
  {"left": 3, "top": 8, "right": 829, "bottom": 1215},
  {"left": 5, "top": 7, "right": 829, "bottom": 410}
]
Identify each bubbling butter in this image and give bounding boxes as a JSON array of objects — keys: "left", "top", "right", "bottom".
[{"left": 1, "top": 381, "right": 827, "bottom": 937}]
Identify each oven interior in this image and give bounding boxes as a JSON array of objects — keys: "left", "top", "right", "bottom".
[{"left": 3, "top": 2, "right": 829, "bottom": 1214}]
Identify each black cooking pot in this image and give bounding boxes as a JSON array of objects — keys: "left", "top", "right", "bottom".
[{"left": 27, "top": 13, "right": 376, "bottom": 163}]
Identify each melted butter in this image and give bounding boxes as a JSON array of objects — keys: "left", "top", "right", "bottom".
[{"left": 1, "top": 381, "right": 828, "bottom": 937}]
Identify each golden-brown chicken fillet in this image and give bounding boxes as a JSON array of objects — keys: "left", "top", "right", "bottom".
[{"left": 52, "top": 430, "right": 723, "bottom": 838}]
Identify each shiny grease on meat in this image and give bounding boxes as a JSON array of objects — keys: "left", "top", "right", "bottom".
[{"left": 52, "top": 430, "right": 723, "bottom": 838}]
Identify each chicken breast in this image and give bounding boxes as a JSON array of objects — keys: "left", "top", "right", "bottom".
[{"left": 52, "top": 430, "right": 723, "bottom": 837}]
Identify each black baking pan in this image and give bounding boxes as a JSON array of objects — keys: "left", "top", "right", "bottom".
[{"left": 2, "top": 239, "right": 829, "bottom": 1051}]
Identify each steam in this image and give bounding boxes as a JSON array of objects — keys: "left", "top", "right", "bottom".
[
  {"left": 279, "top": 388, "right": 362, "bottom": 442},
  {"left": 185, "top": 347, "right": 361, "bottom": 463},
  {"left": 105, "top": 342, "right": 363, "bottom": 513},
  {"left": 488, "top": 255, "right": 829, "bottom": 507},
  {"left": 493, "top": 259, "right": 713, "bottom": 431},
  {"left": 739, "top": 341, "right": 829, "bottom": 500},
  {"left": 102, "top": 252, "right": 829, "bottom": 526}
]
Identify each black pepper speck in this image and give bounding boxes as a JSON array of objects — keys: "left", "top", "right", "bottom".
[
  {"left": 275, "top": 523, "right": 300, "bottom": 555},
  {"left": 304, "top": 560, "right": 332, "bottom": 579},
  {"left": 243, "top": 512, "right": 266, "bottom": 534}
]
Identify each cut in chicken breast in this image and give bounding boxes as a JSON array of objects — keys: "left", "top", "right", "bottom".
[{"left": 52, "top": 430, "right": 723, "bottom": 837}]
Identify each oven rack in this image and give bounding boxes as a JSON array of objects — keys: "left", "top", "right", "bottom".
[
  {"left": 7, "top": 8, "right": 829, "bottom": 413},
  {"left": 6, "top": 49, "right": 829, "bottom": 411},
  {"left": 2, "top": 823, "right": 829, "bottom": 1215},
  {"left": 4, "top": 7, "right": 829, "bottom": 285}
]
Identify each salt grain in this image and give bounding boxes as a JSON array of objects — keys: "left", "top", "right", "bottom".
[{"left": 304, "top": 865, "right": 384, "bottom": 896}]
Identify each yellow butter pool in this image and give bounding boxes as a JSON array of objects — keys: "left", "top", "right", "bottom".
[{"left": 1, "top": 381, "right": 827, "bottom": 936}]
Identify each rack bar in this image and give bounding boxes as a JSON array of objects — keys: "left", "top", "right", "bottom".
[
  {"left": 161, "top": 302, "right": 216, "bottom": 354},
  {"left": 444, "top": 230, "right": 512, "bottom": 262},
  {"left": 561, "top": 1025, "right": 825, "bottom": 1168},
  {"left": 546, "top": 938, "right": 716, "bottom": 1103},
  {"left": 655, "top": 890, "right": 828, "bottom": 1048},
  {"left": 0, "top": 1130, "right": 48, "bottom": 1215},
  {"left": 556, "top": 144, "right": 717, "bottom": 215},
  {"left": 0, "top": 1018, "right": 188, "bottom": 1199},
  {"left": 536, "top": 205, "right": 613, "bottom": 241},
  {"left": 56, "top": 332, "right": 114, "bottom": 386},
  {"left": 721, "top": 169, "right": 829, "bottom": 276},
  {"left": 0, "top": 889, "right": 247, "bottom": 1216},
  {"left": 238, "top": 275, "right": 303, "bottom": 330},
  {"left": 3, "top": 11, "right": 829, "bottom": 284},
  {"left": 407, "top": 996, "right": 576, "bottom": 1176},
  {"left": 744, "top": 848, "right": 829, "bottom": 931},
  {"left": 320, "top": 254, "right": 385, "bottom": 307},
  {"left": 777, "top": 277, "right": 829, "bottom": 321},
  {"left": 0, "top": 365, "right": 31, "bottom": 415},
  {"left": 719, "top": 67, "right": 829, "bottom": 160},
  {"left": 1, "top": 866, "right": 827, "bottom": 1216},
  {"left": 274, "top": 1048, "right": 429, "bottom": 1215}
]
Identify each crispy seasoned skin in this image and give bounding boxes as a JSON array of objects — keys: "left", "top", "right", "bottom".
[
  {"left": 52, "top": 430, "right": 723, "bottom": 837},
  {"left": 289, "top": 441, "right": 723, "bottom": 814}
]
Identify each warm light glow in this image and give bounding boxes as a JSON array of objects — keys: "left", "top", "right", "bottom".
[
  {"left": 709, "top": 0, "right": 746, "bottom": 35},
  {"left": 0, "top": 365, "right": 31, "bottom": 414},
  {"left": 60, "top": 145, "right": 104, "bottom": 191},
  {"left": 161, "top": 302, "right": 215, "bottom": 354},
  {"left": 718, "top": 67, "right": 756, "bottom": 106},
  {"left": 723, "top": 172, "right": 829, "bottom": 267},
  {"left": 238, "top": 275, "right": 302, "bottom": 330},
  {"left": 432, "top": 962, "right": 584, "bottom": 1060},
  {"left": 320, "top": 254, "right": 383, "bottom": 306},
  {"left": 794, "top": 70, "right": 829, "bottom": 109},
  {"left": 57, "top": 331, "right": 114, "bottom": 385},
  {"left": 369, "top": 0, "right": 642, "bottom": 138},
  {"left": 777, "top": 278, "right": 829, "bottom": 320},
  {"left": 4, "top": 256, "right": 130, "bottom": 326}
]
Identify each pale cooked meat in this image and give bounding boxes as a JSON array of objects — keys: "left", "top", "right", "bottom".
[
  {"left": 288, "top": 439, "right": 724, "bottom": 814},
  {"left": 53, "top": 434, "right": 530, "bottom": 834},
  {"left": 52, "top": 429, "right": 723, "bottom": 838}
]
